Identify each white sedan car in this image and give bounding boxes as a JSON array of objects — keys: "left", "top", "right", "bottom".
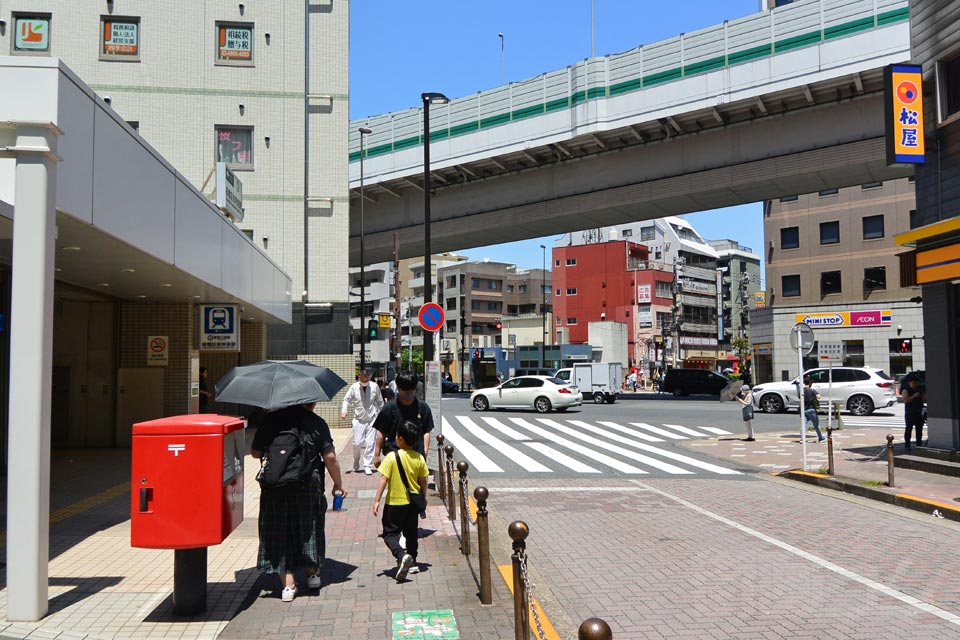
[
  {"left": 470, "top": 376, "right": 583, "bottom": 413},
  {"left": 752, "top": 367, "right": 897, "bottom": 416}
]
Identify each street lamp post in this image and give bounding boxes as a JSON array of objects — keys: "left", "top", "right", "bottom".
[
  {"left": 358, "top": 127, "right": 372, "bottom": 370},
  {"left": 540, "top": 244, "right": 547, "bottom": 368},
  {"left": 421, "top": 91, "right": 449, "bottom": 363},
  {"left": 498, "top": 33, "right": 505, "bottom": 84}
]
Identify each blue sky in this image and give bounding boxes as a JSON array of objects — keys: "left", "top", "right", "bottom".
[{"left": 350, "top": 0, "right": 766, "bottom": 275}]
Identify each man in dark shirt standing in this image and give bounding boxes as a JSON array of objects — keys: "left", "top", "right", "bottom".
[
  {"left": 373, "top": 371, "right": 435, "bottom": 467},
  {"left": 901, "top": 378, "right": 926, "bottom": 450}
]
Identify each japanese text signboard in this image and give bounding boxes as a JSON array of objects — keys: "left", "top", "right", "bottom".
[
  {"left": 103, "top": 20, "right": 139, "bottom": 56},
  {"left": 199, "top": 304, "right": 240, "bottom": 352},
  {"left": 885, "top": 64, "right": 925, "bottom": 165},
  {"left": 218, "top": 25, "right": 252, "bottom": 61}
]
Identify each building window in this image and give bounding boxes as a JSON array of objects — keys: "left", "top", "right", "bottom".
[
  {"left": 621, "top": 229, "right": 633, "bottom": 237},
  {"left": 909, "top": 209, "right": 920, "bottom": 229},
  {"left": 555, "top": 259, "right": 560, "bottom": 267},
  {"left": 215, "top": 126, "right": 254, "bottom": 169},
  {"left": 543, "top": 285, "right": 551, "bottom": 294},
  {"left": 844, "top": 340, "right": 865, "bottom": 367},
  {"left": 488, "top": 280, "right": 500, "bottom": 290},
  {"left": 471, "top": 301, "right": 480, "bottom": 311},
  {"left": 820, "top": 271, "right": 842, "bottom": 296},
  {"left": 862, "top": 215, "right": 885, "bottom": 240},
  {"left": 446, "top": 298, "right": 456, "bottom": 309},
  {"left": 446, "top": 320, "right": 456, "bottom": 332},
  {"left": 566, "top": 317, "right": 578, "bottom": 325},
  {"left": 864, "top": 266, "right": 887, "bottom": 292},
  {"left": 779, "top": 195, "right": 798, "bottom": 203},
  {"left": 519, "top": 284, "right": 528, "bottom": 293},
  {"left": 819, "top": 220, "right": 840, "bottom": 245},
  {"left": 12, "top": 13, "right": 51, "bottom": 55},
  {"left": 566, "top": 258, "right": 577, "bottom": 266},
  {"left": 861, "top": 181, "right": 883, "bottom": 190},
  {"left": 216, "top": 22, "right": 254, "bottom": 65},
  {"left": 939, "top": 53, "right": 960, "bottom": 122},
  {"left": 486, "top": 302, "right": 498, "bottom": 311},
  {"left": 506, "top": 284, "right": 514, "bottom": 293},
  {"left": 555, "top": 288, "right": 561, "bottom": 296},
  {"left": 126, "top": 121, "right": 140, "bottom": 131},
  {"left": 640, "top": 226, "right": 656, "bottom": 241},
  {"left": 818, "top": 188, "right": 839, "bottom": 197},
  {"left": 782, "top": 274, "right": 801, "bottom": 297},
  {"left": 556, "top": 317, "right": 562, "bottom": 326},
  {"left": 240, "top": 229, "right": 254, "bottom": 240},
  {"left": 780, "top": 226, "right": 800, "bottom": 250},
  {"left": 566, "top": 288, "right": 577, "bottom": 295},
  {"left": 656, "top": 281, "right": 673, "bottom": 298},
  {"left": 100, "top": 16, "right": 140, "bottom": 61}
]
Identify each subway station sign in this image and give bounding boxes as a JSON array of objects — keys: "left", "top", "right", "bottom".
[
  {"left": 884, "top": 64, "right": 925, "bottom": 165},
  {"left": 795, "top": 309, "right": 891, "bottom": 328}
]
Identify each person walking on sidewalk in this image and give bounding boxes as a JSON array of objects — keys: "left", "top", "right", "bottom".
[
  {"left": 341, "top": 369, "right": 384, "bottom": 475},
  {"left": 373, "top": 420, "right": 428, "bottom": 582},
  {"left": 373, "top": 371, "right": 435, "bottom": 466},
  {"left": 802, "top": 377, "right": 825, "bottom": 442},
  {"left": 736, "top": 384, "right": 756, "bottom": 441},
  {"left": 901, "top": 377, "right": 926, "bottom": 449},
  {"left": 251, "top": 402, "right": 347, "bottom": 602}
]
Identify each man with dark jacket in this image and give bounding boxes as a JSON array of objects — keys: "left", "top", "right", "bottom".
[{"left": 373, "top": 371, "right": 435, "bottom": 467}]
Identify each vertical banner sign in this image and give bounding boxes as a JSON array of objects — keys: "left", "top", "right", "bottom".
[
  {"left": 716, "top": 270, "right": 724, "bottom": 341},
  {"left": 199, "top": 304, "right": 240, "bottom": 351},
  {"left": 637, "top": 284, "right": 652, "bottom": 304},
  {"left": 885, "top": 64, "right": 925, "bottom": 165}
]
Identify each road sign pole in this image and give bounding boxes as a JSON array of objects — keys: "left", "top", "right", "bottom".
[
  {"left": 828, "top": 363, "right": 833, "bottom": 430},
  {"left": 798, "top": 341, "right": 808, "bottom": 471}
]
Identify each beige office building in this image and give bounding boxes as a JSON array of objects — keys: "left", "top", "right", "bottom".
[{"left": 752, "top": 179, "right": 925, "bottom": 383}]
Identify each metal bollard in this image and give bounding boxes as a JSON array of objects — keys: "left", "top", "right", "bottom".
[
  {"left": 886, "top": 434, "right": 895, "bottom": 488},
  {"left": 458, "top": 461, "right": 471, "bottom": 556},
  {"left": 509, "top": 521, "right": 530, "bottom": 640},
  {"left": 444, "top": 444, "right": 456, "bottom": 522},
  {"left": 435, "top": 434, "right": 446, "bottom": 503},
  {"left": 826, "top": 427, "right": 835, "bottom": 476},
  {"left": 579, "top": 618, "right": 613, "bottom": 640},
  {"left": 474, "top": 486, "right": 492, "bottom": 605}
]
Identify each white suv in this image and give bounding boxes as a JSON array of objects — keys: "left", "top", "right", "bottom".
[{"left": 751, "top": 367, "right": 897, "bottom": 416}]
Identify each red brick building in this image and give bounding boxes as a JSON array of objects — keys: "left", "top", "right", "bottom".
[{"left": 552, "top": 240, "right": 674, "bottom": 368}]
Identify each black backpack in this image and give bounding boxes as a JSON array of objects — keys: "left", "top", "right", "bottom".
[{"left": 257, "top": 426, "right": 313, "bottom": 496}]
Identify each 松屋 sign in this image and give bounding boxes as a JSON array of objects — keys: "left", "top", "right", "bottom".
[
  {"left": 795, "top": 309, "right": 891, "bottom": 328},
  {"left": 885, "top": 64, "right": 925, "bottom": 165}
]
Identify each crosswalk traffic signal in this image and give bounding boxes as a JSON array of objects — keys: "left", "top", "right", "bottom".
[{"left": 367, "top": 318, "right": 379, "bottom": 339}]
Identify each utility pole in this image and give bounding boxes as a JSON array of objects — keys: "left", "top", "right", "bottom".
[
  {"left": 392, "top": 233, "right": 402, "bottom": 378},
  {"left": 671, "top": 256, "right": 685, "bottom": 369}
]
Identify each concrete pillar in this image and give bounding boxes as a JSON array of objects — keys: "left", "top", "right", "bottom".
[
  {"left": 922, "top": 282, "right": 960, "bottom": 451},
  {"left": 5, "top": 123, "right": 61, "bottom": 621}
]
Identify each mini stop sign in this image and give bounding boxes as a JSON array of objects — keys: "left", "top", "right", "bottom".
[{"left": 418, "top": 303, "right": 445, "bottom": 332}]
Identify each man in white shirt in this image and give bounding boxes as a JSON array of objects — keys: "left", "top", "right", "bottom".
[{"left": 340, "top": 369, "right": 384, "bottom": 475}]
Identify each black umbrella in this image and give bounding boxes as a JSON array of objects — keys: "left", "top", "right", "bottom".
[{"left": 214, "top": 360, "right": 347, "bottom": 410}]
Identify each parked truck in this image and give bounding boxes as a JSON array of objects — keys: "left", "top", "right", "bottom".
[{"left": 555, "top": 362, "right": 622, "bottom": 404}]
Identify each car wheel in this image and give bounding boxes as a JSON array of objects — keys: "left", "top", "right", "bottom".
[
  {"left": 759, "top": 394, "right": 784, "bottom": 414},
  {"left": 472, "top": 396, "right": 489, "bottom": 411},
  {"left": 593, "top": 393, "right": 605, "bottom": 405},
  {"left": 534, "top": 396, "right": 552, "bottom": 413},
  {"left": 847, "top": 394, "right": 874, "bottom": 416}
]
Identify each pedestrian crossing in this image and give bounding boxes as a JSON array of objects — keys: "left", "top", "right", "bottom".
[
  {"left": 438, "top": 415, "right": 741, "bottom": 476},
  {"left": 833, "top": 405, "right": 905, "bottom": 429}
]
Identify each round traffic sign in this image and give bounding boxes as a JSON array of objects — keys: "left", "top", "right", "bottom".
[
  {"left": 418, "top": 303, "right": 445, "bottom": 332},
  {"left": 789, "top": 322, "right": 815, "bottom": 355}
]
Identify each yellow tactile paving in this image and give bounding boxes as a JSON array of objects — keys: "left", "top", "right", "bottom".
[{"left": 497, "top": 564, "right": 562, "bottom": 640}]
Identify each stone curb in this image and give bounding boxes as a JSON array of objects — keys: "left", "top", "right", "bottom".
[{"left": 779, "top": 469, "right": 960, "bottom": 523}]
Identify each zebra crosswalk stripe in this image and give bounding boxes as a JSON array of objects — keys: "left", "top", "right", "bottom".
[
  {"left": 522, "top": 441, "right": 601, "bottom": 473},
  {"left": 591, "top": 421, "right": 663, "bottom": 442},
  {"left": 700, "top": 427, "right": 733, "bottom": 435},
  {"left": 453, "top": 416, "right": 551, "bottom": 473},
  {"left": 510, "top": 418, "right": 648, "bottom": 474},
  {"left": 571, "top": 421, "right": 694, "bottom": 474},
  {"left": 662, "top": 424, "right": 711, "bottom": 438},
  {"left": 480, "top": 416, "right": 531, "bottom": 441},
  {"left": 629, "top": 423, "right": 687, "bottom": 440},
  {"left": 440, "top": 418, "right": 504, "bottom": 473}
]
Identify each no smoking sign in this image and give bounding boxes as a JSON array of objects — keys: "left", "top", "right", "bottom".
[{"left": 148, "top": 335, "right": 169, "bottom": 366}]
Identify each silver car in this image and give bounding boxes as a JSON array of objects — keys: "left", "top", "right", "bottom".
[
  {"left": 752, "top": 367, "right": 897, "bottom": 416},
  {"left": 470, "top": 375, "right": 583, "bottom": 413}
]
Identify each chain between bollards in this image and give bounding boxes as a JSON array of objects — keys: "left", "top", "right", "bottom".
[
  {"left": 886, "top": 434, "right": 895, "bottom": 488},
  {"left": 826, "top": 427, "right": 835, "bottom": 475},
  {"left": 509, "top": 521, "right": 531, "bottom": 640},
  {"left": 436, "top": 434, "right": 446, "bottom": 503},
  {"left": 475, "top": 486, "right": 492, "bottom": 605},
  {"left": 578, "top": 618, "right": 613, "bottom": 640},
  {"left": 444, "top": 444, "right": 456, "bottom": 522},
  {"left": 457, "top": 461, "right": 470, "bottom": 556}
]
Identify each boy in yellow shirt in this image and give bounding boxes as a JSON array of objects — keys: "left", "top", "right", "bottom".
[{"left": 373, "top": 420, "right": 428, "bottom": 581}]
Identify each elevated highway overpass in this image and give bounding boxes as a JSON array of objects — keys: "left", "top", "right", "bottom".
[{"left": 348, "top": 0, "right": 913, "bottom": 265}]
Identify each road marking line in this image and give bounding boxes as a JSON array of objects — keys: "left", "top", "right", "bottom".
[
  {"left": 440, "top": 418, "right": 504, "bottom": 473},
  {"left": 629, "top": 423, "right": 687, "bottom": 440},
  {"left": 700, "top": 426, "right": 733, "bottom": 435},
  {"left": 569, "top": 421, "right": 693, "bottom": 474},
  {"left": 454, "top": 416, "right": 552, "bottom": 472},
  {"left": 532, "top": 419, "right": 648, "bottom": 474},
  {"left": 631, "top": 480, "right": 960, "bottom": 627},
  {"left": 498, "top": 565, "right": 562, "bottom": 640},
  {"left": 663, "top": 424, "right": 711, "bottom": 438},
  {"left": 522, "top": 442, "right": 601, "bottom": 473},
  {"left": 488, "top": 487, "right": 650, "bottom": 493},
  {"left": 480, "top": 416, "right": 532, "bottom": 441},
  {"left": 589, "top": 421, "right": 663, "bottom": 442},
  {"left": 595, "top": 434, "right": 742, "bottom": 475}
]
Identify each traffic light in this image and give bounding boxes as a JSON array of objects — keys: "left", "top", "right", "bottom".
[
  {"left": 473, "top": 349, "right": 481, "bottom": 360},
  {"left": 495, "top": 321, "right": 502, "bottom": 330},
  {"left": 367, "top": 318, "right": 379, "bottom": 339}
]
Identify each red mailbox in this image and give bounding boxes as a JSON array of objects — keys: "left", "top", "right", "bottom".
[{"left": 131, "top": 414, "right": 245, "bottom": 549}]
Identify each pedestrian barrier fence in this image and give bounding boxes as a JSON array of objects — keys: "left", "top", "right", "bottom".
[{"left": 886, "top": 434, "right": 895, "bottom": 488}]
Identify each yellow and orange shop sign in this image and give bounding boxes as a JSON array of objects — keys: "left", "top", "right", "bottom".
[
  {"left": 884, "top": 64, "right": 925, "bottom": 165},
  {"left": 916, "top": 243, "right": 960, "bottom": 284}
]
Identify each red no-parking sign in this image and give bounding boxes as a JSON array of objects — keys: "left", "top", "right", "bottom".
[{"left": 418, "top": 303, "right": 445, "bottom": 332}]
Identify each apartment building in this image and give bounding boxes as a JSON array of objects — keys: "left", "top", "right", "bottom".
[
  {"left": 0, "top": 2, "right": 351, "bottom": 356},
  {"left": 348, "top": 261, "right": 394, "bottom": 372},
  {"left": 751, "top": 179, "right": 925, "bottom": 383},
  {"left": 709, "top": 240, "right": 762, "bottom": 348}
]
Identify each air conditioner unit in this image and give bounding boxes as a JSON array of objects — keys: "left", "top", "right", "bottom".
[{"left": 769, "top": 240, "right": 775, "bottom": 249}]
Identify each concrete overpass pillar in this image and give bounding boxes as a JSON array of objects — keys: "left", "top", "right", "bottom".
[
  {"left": 4, "top": 123, "right": 62, "bottom": 621},
  {"left": 922, "top": 282, "right": 960, "bottom": 451}
]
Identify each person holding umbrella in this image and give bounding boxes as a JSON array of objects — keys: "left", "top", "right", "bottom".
[
  {"left": 341, "top": 369, "right": 384, "bottom": 475},
  {"left": 215, "top": 360, "right": 348, "bottom": 603}
]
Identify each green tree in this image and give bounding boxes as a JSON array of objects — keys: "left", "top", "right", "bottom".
[
  {"left": 731, "top": 337, "right": 752, "bottom": 385},
  {"left": 402, "top": 349, "right": 424, "bottom": 375}
]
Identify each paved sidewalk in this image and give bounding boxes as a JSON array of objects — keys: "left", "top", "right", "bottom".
[
  {"left": 681, "top": 422, "right": 960, "bottom": 518},
  {"left": 0, "top": 428, "right": 514, "bottom": 640}
]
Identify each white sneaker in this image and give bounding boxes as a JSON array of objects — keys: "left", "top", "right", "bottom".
[
  {"left": 364, "top": 467, "right": 372, "bottom": 475},
  {"left": 408, "top": 564, "right": 420, "bottom": 574},
  {"left": 306, "top": 573, "right": 321, "bottom": 589},
  {"left": 396, "top": 554, "right": 414, "bottom": 581},
  {"left": 281, "top": 586, "right": 297, "bottom": 602}
]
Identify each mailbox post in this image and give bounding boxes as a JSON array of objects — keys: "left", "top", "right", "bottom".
[{"left": 131, "top": 415, "right": 246, "bottom": 615}]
